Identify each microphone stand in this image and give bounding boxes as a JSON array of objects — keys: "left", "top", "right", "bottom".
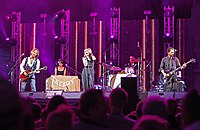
[
  {"left": 102, "top": 47, "right": 110, "bottom": 91},
  {"left": 137, "top": 42, "right": 143, "bottom": 92},
  {"left": 172, "top": 53, "right": 177, "bottom": 98},
  {"left": 8, "top": 54, "right": 24, "bottom": 83},
  {"left": 65, "top": 64, "right": 82, "bottom": 76}
]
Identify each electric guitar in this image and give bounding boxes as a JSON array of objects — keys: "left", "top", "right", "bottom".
[
  {"left": 162, "top": 58, "right": 196, "bottom": 81},
  {"left": 20, "top": 66, "right": 48, "bottom": 81}
]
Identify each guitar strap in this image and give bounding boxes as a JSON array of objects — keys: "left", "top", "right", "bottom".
[{"left": 23, "top": 57, "right": 37, "bottom": 71}]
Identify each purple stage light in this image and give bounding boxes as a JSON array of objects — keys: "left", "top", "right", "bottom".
[
  {"left": 166, "top": 33, "right": 170, "bottom": 37},
  {"left": 5, "top": 37, "right": 17, "bottom": 46},
  {"left": 54, "top": 35, "right": 59, "bottom": 39},
  {"left": 5, "top": 37, "right": 10, "bottom": 41}
]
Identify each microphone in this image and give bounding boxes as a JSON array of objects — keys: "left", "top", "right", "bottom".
[
  {"left": 137, "top": 41, "right": 140, "bottom": 48},
  {"left": 174, "top": 49, "right": 177, "bottom": 52},
  {"left": 21, "top": 53, "right": 25, "bottom": 57},
  {"left": 146, "top": 62, "right": 151, "bottom": 67}
]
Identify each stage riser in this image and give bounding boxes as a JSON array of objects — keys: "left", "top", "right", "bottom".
[
  {"left": 19, "top": 91, "right": 111, "bottom": 99},
  {"left": 140, "top": 92, "right": 186, "bottom": 101},
  {"left": 19, "top": 92, "right": 82, "bottom": 99}
]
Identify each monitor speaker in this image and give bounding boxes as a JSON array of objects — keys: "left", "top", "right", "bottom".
[{"left": 121, "top": 77, "right": 138, "bottom": 115}]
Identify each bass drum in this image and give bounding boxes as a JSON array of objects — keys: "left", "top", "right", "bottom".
[
  {"left": 110, "top": 75, "right": 116, "bottom": 89},
  {"left": 107, "top": 74, "right": 116, "bottom": 88},
  {"left": 107, "top": 74, "right": 115, "bottom": 87}
]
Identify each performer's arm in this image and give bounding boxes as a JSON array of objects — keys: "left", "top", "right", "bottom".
[
  {"left": 88, "top": 48, "right": 96, "bottom": 61},
  {"left": 176, "top": 58, "right": 186, "bottom": 69},
  {"left": 20, "top": 58, "right": 26, "bottom": 74},
  {"left": 54, "top": 67, "right": 57, "bottom": 75},
  {"left": 63, "top": 67, "right": 66, "bottom": 76},
  {"left": 160, "top": 58, "right": 168, "bottom": 77},
  {"left": 91, "top": 54, "right": 96, "bottom": 61},
  {"left": 82, "top": 57, "right": 88, "bottom": 66},
  {"left": 35, "top": 59, "right": 41, "bottom": 73}
]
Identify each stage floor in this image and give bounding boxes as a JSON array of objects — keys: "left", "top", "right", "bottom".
[{"left": 19, "top": 91, "right": 186, "bottom": 107}]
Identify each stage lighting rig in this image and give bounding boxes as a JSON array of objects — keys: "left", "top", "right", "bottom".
[
  {"left": 164, "top": 8, "right": 174, "bottom": 17},
  {"left": 5, "top": 37, "right": 17, "bottom": 46},
  {"left": 4, "top": 14, "right": 18, "bottom": 21},
  {"left": 163, "top": 33, "right": 173, "bottom": 43},
  {"left": 54, "top": 10, "right": 66, "bottom": 19},
  {"left": 53, "top": 36, "right": 66, "bottom": 45}
]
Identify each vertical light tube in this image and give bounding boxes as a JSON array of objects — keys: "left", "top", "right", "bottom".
[
  {"left": 33, "top": 23, "right": 36, "bottom": 49},
  {"left": 84, "top": 21, "right": 88, "bottom": 49},
  {"left": 151, "top": 19, "right": 155, "bottom": 83},
  {"left": 98, "top": 21, "right": 103, "bottom": 77},
  {"left": 142, "top": 19, "right": 146, "bottom": 91},
  {"left": 75, "top": 22, "right": 78, "bottom": 75}
]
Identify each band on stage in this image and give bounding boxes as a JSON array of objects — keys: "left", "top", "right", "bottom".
[{"left": 19, "top": 47, "right": 191, "bottom": 92}]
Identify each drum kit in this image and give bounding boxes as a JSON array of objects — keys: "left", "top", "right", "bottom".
[{"left": 99, "top": 59, "right": 140, "bottom": 89}]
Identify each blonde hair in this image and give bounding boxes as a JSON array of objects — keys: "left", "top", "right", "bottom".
[{"left": 31, "top": 48, "right": 40, "bottom": 57}]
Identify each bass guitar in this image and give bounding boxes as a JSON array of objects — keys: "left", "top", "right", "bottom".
[
  {"left": 162, "top": 58, "right": 196, "bottom": 81},
  {"left": 20, "top": 66, "right": 48, "bottom": 81}
]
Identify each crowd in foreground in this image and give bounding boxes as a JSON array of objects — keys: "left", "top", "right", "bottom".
[{"left": 0, "top": 77, "right": 200, "bottom": 130}]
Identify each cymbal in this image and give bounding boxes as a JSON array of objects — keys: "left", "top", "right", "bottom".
[
  {"left": 100, "top": 63, "right": 113, "bottom": 69},
  {"left": 110, "top": 66, "right": 122, "bottom": 71},
  {"left": 133, "top": 58, "right": 146, "bottom": 62},
  {"left": 133, "top": 59, "right": 141, "bottom": 62}
]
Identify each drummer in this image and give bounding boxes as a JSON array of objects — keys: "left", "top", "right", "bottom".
[{"left": 123, "top": 56, "right": 138, "bottom": 75}]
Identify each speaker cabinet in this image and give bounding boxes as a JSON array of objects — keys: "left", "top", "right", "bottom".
[{"left": 121, "top": 77, "right": 138, "bottom": 115}]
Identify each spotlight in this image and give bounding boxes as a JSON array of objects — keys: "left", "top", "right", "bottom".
[
  {"left": 5, "top": 37, "right": 17, "bottom": 46},
  {"left": 163, "top": 33, "right": 173, "bottom": 43},
  {"left": 164, "top": 9, "right": 174, "bottom": 17},
  {"left": 54, "top": 10, "right": 66, "bottom": 19},
  {"left": 53, "top": 36, "right": 66, "bottom": 44},
  {"left": 111, "top": 10, "right": 119, "bottom": 18},
  {"left": 90, "top": 12, "right": 97, "bottom": 17},
  {"left": 54, "top": 35, "right": 59, "bottom": 39},
  {"left": 144, "top": 10, "right": 151, "bottom": 15},
  {"left": 40, "top": 14, "right": 47, "bottom": 18},
  {"left": 4, "top": 14, "right": 18, "bottom": 21},
  {"left": 109, "top": 35, "right": 118, "bottom": 44}
]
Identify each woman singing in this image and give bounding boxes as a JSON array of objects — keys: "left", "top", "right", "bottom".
[
  {"left": 81, "top": 48, "right": 96, "bottom": 91},
  {"left": 54, "top": 59, "right": 66, "bottom": 76}
]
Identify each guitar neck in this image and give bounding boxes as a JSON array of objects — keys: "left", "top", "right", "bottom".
[{"left": 171, "top": 60, "right": 193, "bottom": 74}]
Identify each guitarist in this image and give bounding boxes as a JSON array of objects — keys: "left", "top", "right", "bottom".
[
  {"left": 159, "top": 47, "right": 186, "bottom": 91},
  {"left": 20, "top": 48, "right": 40, "bottom": 92}
]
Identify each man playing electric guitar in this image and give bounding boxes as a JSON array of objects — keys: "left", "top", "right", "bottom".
[
  {"left": 20, "top": 48, "right": 40, "bottom": 92},
  {"left": 159, "top": 47, "right": 186, "bottom": 91}
]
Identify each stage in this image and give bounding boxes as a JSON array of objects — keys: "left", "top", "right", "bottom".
[{"left": 19, "top": 91, "right": 187, "bottom": 107}]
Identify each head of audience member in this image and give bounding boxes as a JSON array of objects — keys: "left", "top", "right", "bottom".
[
  {"left": 47, "top": 95, "right": 67, "bottom": 113},
  {"left": 31, "top": 102, "right": 42, "bottom": 121},
  {"left": 175, "top": 113, "right": 182, "bottom": 125},
  {"left": 166, "top": 99, "right": 181, "bottom": 129},
  {"left": 142, "top": 96, "right": 167, "bottom": 119},
  {"left": 166, "top": 98, "right": 178, "bottom": 116},
  {"left": 136, "top": 101, "right": 144, "bottom": 119},
  {"left": 79, "top": 89, "right": 107, "bottom": 124},
  {"left": 45, "top": 104, "right": 74, "bottom": 130},
  {"left": 109, "top": 87, "right": 128, "bottom": 114},
  {"left": 68, "top": 105, "right": 81, "bottom": 121},
  {"left": 0, "top": 78, "right": 34, "bottom": 130},
  {"left": 182, "top": 89, "right": 200, "bottom": 127},
  {"left": 132, "top": 115, "right": 171, "bottom": 130}
]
